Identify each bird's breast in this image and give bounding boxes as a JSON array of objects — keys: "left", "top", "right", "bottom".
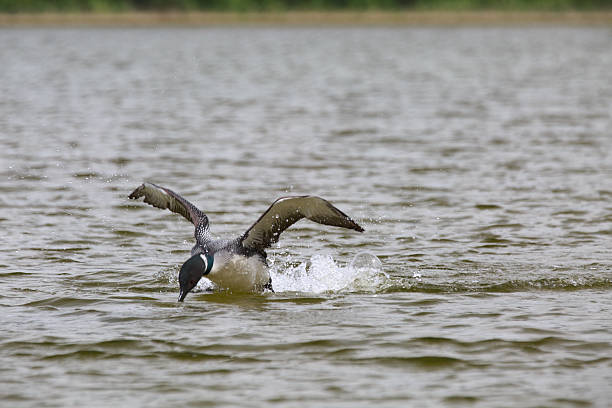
[{"left": 207, "top": 253, "right": 270, "bottom": 293}]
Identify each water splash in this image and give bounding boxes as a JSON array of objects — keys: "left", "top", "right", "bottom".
[{"left": 270, "top": 252, "right": 387, "bottom": 294}]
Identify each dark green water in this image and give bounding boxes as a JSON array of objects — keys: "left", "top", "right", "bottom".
[{"left": 1, "top": 27, "right": 611, "bottom": 407}]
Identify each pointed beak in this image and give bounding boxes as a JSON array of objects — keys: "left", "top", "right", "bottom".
[{"left": 178, "top": 288, "right": 188, "bottom": 302}]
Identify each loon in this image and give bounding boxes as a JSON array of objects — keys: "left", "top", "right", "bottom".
[{"left": 128, "top": 183, "right": 364, "bottom": 301}]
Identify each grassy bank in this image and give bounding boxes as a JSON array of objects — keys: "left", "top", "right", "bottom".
[
  {"left": 1, "top": 10, "right": 612, "bottom": 26},
  {"left": 1, "top": 0, "right": 611, "bottom": 13}
]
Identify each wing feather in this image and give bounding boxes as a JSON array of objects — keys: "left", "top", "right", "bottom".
[
  {"left": 240, "top": 196, "right": 363, "bottom": 251},
  {"left": 128, "top": 183, "right": 210, "bottom": 243}
]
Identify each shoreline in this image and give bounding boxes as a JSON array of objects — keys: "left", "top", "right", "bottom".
[{"left": 1, "top": 11, "right": 612, "bottom": 27}]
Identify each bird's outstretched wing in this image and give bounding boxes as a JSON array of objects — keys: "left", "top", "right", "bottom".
[
  {"left": 128, "top": 183, "right": 210, "bottom": 243},
  {"left": 240, "top": 196, "right": 363, "bottom": 251}
]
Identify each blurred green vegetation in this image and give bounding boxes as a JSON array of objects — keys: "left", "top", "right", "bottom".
[{"left": 1, "top": 0, "right": 611, "bottom": 12}]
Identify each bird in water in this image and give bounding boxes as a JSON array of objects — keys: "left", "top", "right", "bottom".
[{"left": 128, "top": 183, "right": 364, "bottom": 301}]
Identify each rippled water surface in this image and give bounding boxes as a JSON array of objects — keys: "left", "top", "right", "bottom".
[{"left": 1, "top": 27, "right": 612, "bottom": 407}]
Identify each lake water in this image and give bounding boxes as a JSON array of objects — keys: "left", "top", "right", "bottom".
[{"left": 1, "top": 26, "right": 611, "bottom": 407}]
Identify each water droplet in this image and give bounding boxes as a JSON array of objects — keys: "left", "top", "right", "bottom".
[{"left": 349, "top": 252, "right": 382, "bottom": 272}]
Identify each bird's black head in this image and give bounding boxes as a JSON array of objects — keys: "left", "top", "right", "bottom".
[{"left": 178, "top": 253, "right": 213, "bottom": 302}]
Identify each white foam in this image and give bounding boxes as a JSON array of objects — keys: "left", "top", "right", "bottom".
[{"left": 270, "top": 252, "right": 387, "bottom": 294}]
